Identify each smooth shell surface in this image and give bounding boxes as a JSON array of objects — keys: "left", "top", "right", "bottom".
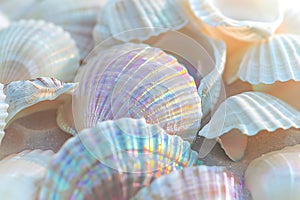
[
  {"left": 0, "top": 149, "right": 54, "bottom": 200},
  {"left": 0, "top": 0, "right": 37, "bottom": 19},
  {"left": 245, "top": 144, "right": 300, "bottom": 200},
  {"left": 0, "top": 83, "right": 8, "bottom": 144},
  {"left": 72, "top": 43, "right": 202, "bottom": 140},
  {"left": 0, "top": 11, "right": 9, "bottom": 30},
  {"left": 132, "top": 165, "right": 243, "bottom": 200},
  {"left": 38, "top": 118, "right": 198, "bottom": 200},
  {"left": 238, "top": 34, "right": 300, "bottom": 84},
  {"left": 0, "top": 20, "right": 79, "bottom": 83}
]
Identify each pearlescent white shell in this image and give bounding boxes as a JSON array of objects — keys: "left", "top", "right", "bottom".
[
  {"left": 0, "top": 20, "right": 79, "bottom": 83},
  {"left": 38, "top": 118, "right": 198, "bottom": 200},
  {"left": 0, "top": 149, "right": 54, "bottom": 200},
  {"left": 93, "top": 0, "right": 187, "bottom": 45},
  {"left": 0, "top": 83, "right": 8, "bottom": 144},
  {"left": 198, "top": 92, "right": 300, "bottom": 161},
  {"left": 245, "top": 144, "right": 300, "bottom": 200},
  {"left": 132, "top": 165, "right": 243, "bottom": 200},
  {"left": 238, "top": 34, "right": 300, "bottom": 84},
  {"left": 72, "top": 43, "right": 202, "bottom": 140},
  {"left": 188, "top": 0, "right": 283, "bottom": 41}
]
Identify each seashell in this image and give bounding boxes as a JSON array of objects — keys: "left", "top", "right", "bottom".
[
  {"left": 238, "top": 34, "right": 300, "bottom": 84},
  {"left": 4, "top": 77, "right": 78, "bottom": 127},
  {"left": 0, "top": 0, "right": 38, "bottom": 19},
  {"left": 0, "top": 11, "right": 9, "bottom": 30},
  {"left": 132, "top": 165, "right": 243, "bottom": 200},
  {"left": 24, "top": 0, "right": 107, "bottom": 60},
  {"left": 93, "top": 0, "right": 188, "bottom": 45},
  {"left": 0, "top": 149, "right": 54, "bottom": 200},
  {"left": 276, "top": 6, "right": 300, "bottom": 35},
  {"left": 245, "top": 144, "right": 300, "bottom": 200},
  {"left": 0, "top": 83, "right": 8, "bottom": 144},
  {"left": 188, "top": 0, "right": 283, "bottom": 41},
  {"left": 0, "top": 20, "right": 79, "bottom": 83},
  {"left": 198, "top": 91, "right": 300, "bottom": 161},
  {"left": 38, "top": 118, "right": 198, "bottom": 200},
  {"left": 69, "top": 43, "right": 202, "bottom": 140}
]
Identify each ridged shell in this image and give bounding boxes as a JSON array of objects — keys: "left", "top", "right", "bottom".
[
  {"left": 93, "top": 0, "right": 188, "bottom": 45},
  {"left": 24, "top": 0, "right": 107, "bottom": 59},
  {"left": 132, "top": 165, "right": 243, "bottom": 200},
  {"left": 245, "top": 144, "right": 300, "bottom": 200},
  {"left": 0, "top": 149, "right": 54, "bottom": 200},
  {"left": 38, "top": 118, "right": 198, "bottom": 200},
  {"left": 238, "top": 34, "right": 300, "bottom": 84},
  {"left": 4, "top": 77, "right": 78, "bottom": 126},
  {"left": 198, "top": 92, "right": 300, "bottom": 161},
  {"left": 188, "top": 0, "right": 283, "bottom": 41},
  {"left": 0, "top": 83, "right": 8, "bottom": 144},
  {"left": 0, "top": 20, "right": 79, "bottom": 83},
  {"left": 72, "top": 43, "right": 202, "bottom": 140}
]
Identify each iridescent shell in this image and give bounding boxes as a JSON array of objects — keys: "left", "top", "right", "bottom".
[
  {"left": 198, "top": 92, "right": 300, "bottom": 161},
  {"left": 0, "top": 149, "right": 54, "bottom": 200},
  {"left": 4, "top": 77, "right": 78, "bottom": 127},
  {"left": 0, "top": 83, "right": 8, "bottom": 144},
  {"left": 245, "top": 144, "right": 300, "bottom": 199},
  {"left": 0, "top": 20, "right": 79, "bottom": 83},
  {"left": 38, "top": 118, "right": 198, "bottom": 200},
  {"left": 132, "top": 165, "right": 243, "bottom": 200},
  {"left": 69, "top": 43, "right": 202, "bottom": 140}
]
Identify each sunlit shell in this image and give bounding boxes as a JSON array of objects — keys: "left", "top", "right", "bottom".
[
  {"left": 188, "top": 0, "right": 283, "bottom": 41},
  {"left": 0, "top": 83, "right": 8, "bottom": 144},
  {"left": 238, "top": 34, "right": 300, "bottom": 84},
  {"left": 0, "top": 20, "right": 79, "bottom": 83},
  {"left": 24, "top": 0, "right": 107, "bottom": 59},
  {"left": 198, "top": 92, "right": 300, "bottom": 161},
  {"left": 4, "top": 77, "right": 78, "bottom": 127},
  {"left": 38, "top": 118, "right": 198, "bottom": 200},
  {"left": 132, "top": 165, "right": 243, "bottom": 200},
  {"left": 93, "top": 0, "right": 188, "bottom": 45},
  {"left": 245, "top": 144, "right": 300, "bottom": 200},
  {"left": 0, "top": 149, "right": 54, "bottom": 200},
  {"left": 71, "top": 43, "right": 202, "bottom": 140}
]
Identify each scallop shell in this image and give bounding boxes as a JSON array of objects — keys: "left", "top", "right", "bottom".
[
  {"left": 38, "top": 118, "right": 198, "bottom": 200},
  {"left": 70, "top": 43, "right": 202, "bottom": 140},
  {"left": 198, "top": 92, "right": 300, "bottom": 161},
  {"left": 188, "top": 0, "right": 283, "bottom": 41},
  {"left": 245, "top": 144, "right": 300, "bottom": 200},
  {"left": 0, "top": 20, "right": 79, "bottom": 83},
  {"left": 0, "top": 149, "right": 54, "bottom": 200},
  {"left": 4, "top": 77, "right": 78, "bottom": 127},
  {"left": 238, "top": 34, "right": 300, "bottom": 84},
  {"left": 93, "top": 0, "right": 188, "bottom": 45},
  {"left": 0, "top": 83, "right": 8, "bottom": 144},
  {"left": 24, "top": 0, "right": 107, "bottom": 60},
  {"left": 132, "top": 165, "right": 243, "bottom": 200}
]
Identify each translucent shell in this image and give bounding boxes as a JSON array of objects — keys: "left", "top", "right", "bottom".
[
  {"left": 188, "top": 0, "right": 283, "bottom": 41},
  {"left": 0, "top": 149, "right": 54, "bottom": 200},
  {"left": 198, "top": 92, "right": 300, "bottom": 161},
  {"left": 38, "top": 118, "right": 198, "bottom": 200},
  {"left": 0, "top": 20, "right": 79, "bottom": 83},
  {"left": 132, "top": 165, "right": 243, "bottom": 200},
  {"left": 0, "top": 83, "right": 8, "bottom": 144},
  {"left": 72, "top": 43, "right": 202, "bottom": 140},
  {"left": 238, "top": 34, "right": 300, "bottom": 84},
  {"left": 245, "top": 144, "right": 300, "bottom": 200},
  {"left": 93, "top": 0, "right": 188, "bottom": 45}
]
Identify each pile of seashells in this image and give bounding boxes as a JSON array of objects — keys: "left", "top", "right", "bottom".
[{"left": 0, "top": 0, "right": 300, "bottom": 199}]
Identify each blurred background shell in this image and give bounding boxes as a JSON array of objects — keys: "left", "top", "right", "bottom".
[
  {"left": 0, "top": 83, "right": 8, "bottom": 145},
  {"left": 245, "top": 144, "right": 300, "bottom": 200},
  {"left": 132, "top": 165, "right": 243, "bottom": 200},
  {"left": 0, "top": 20, "right": 79, "bottom": 83},
  {"left": 38, "top": 118, "right": 198, "bottom": 200},
  {"left": 0, "top": 11, "right": 9, "bottom": 30}
]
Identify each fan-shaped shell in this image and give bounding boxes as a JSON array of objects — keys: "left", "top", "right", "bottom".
[
  {"left": 0, "top": 83, "right": 8, "bottom": 144},
  {"left": 24, "top": 0, "right": 107, "bottom": 60},
  {"left": 93, "top": 0, "right": 188, "bottom": 45},
  {"left": 132, "top": 165, "right": 243, "bottom": 200},
  {"left": 245, "top": 144, "right": 300, "bottom": 200},
  {"left": 4, "top": 77, "right": 78, "bottom": 126},
  {"left": 0, "top": 149, "right": 54, "bottom": 200},
  {"left": 198, "top": 92, "right": 300, "bottom": 161},
  {"left": 238, "top": 34, "right": 300, "bottom": 84},
  {"left": 0, "top": 20, "right": 79, "bottom": 83},
  {"left": 71, "top": 43, "right": 202, "bottom": 140},
  {"left": 38, "top": 118, "right": 198, "bottom": 200},
  {"left": 188, "top": 0, "right": 283, "bottom": 41}
]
